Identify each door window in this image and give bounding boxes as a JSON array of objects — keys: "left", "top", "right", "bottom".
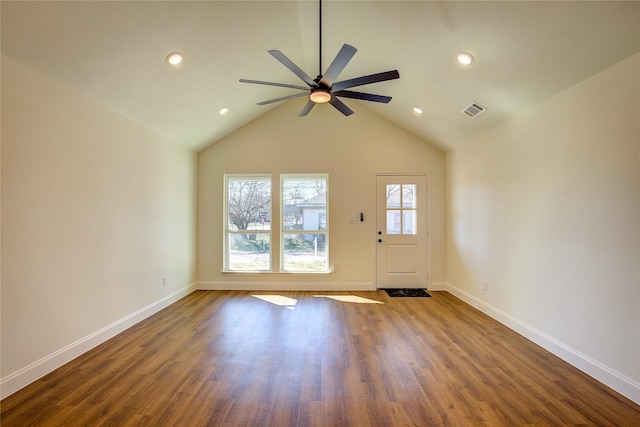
[{"left": 385, "top": 184, "right": 417, "bottom": 235}]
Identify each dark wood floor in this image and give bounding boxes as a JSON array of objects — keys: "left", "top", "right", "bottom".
[{"left": 2, "top": 290, "right": 639, "bottom": 426}]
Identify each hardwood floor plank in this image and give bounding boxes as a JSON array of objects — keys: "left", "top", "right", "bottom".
[{"left": 2, "top": 291, "right": 639, "bottom": 426}]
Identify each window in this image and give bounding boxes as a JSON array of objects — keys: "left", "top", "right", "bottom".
[
  {"left": 224, "top": 175, "right": 271, "bottom": 271},
  {"left": 386, "top": 184, "right": 416, "bottom": 235},
  {"left": 224, "top": 174, "right": 329, "bottom": 273},
  {"left": 282, "top": 174, "right": 328, "bottom": 272}
]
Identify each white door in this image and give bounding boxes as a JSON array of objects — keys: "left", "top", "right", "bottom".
[{"left": 376, "top": 175, "right": 429, "bottom": 289}]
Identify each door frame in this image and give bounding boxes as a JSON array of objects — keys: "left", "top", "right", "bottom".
[{"left": 374, "top": 173, "right": 432, "bottom": 290}]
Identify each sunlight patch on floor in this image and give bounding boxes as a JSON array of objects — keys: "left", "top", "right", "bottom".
[
  {"left": 314, "top": 295, "right": 384, "bottom": 304},
  {"left": 252, "top": 295, "right": 297, "bottom": 310}
]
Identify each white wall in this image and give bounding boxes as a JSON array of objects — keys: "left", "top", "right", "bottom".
[
  {"left": 198, "top": 100, "right": 446, "bottom": 289},
  {"left": 446, "top": 53, "right": 640, "bottom": 402},
  {"left": 1, "top": 55, "right": 197, "bottom": 397}
]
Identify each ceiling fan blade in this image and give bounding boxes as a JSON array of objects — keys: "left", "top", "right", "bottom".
[
  {"left": 329, "top": 97, "right": 354, "bottom": 116},
  {"left": 299, "top": 100, "right": 316, "bottom": 117},
  {"left": 240, "top": 79, "right": 309, "bottom": 91},
  {"left": 320, "top": 44, "right": 357, "bottom": 87},
  {"left": 331, "top": 70, "right": 400, "bottom": 92},
  {"left": 268, "top": 50, "right": 318, "bottom": 87},
  {"left": 333, "top": 90, "right": 392, "bottom": 104},
  {"left": 257, "top": 92, "right": 309, "bottom": 105}
]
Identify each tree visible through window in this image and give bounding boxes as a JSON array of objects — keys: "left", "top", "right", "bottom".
[
  {"left": 224, "top": 174, "right": 329, "bottom": 272},
  {"left": 225, "top": 175, "right": 271, "bottom": 271},
  {"left": 386, "top": 183, "right": 416, "bottom": 235}
]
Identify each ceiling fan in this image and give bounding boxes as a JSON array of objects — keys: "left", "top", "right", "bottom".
[{"left": 239, "top": 0, "right": 400, "bottom": 117}]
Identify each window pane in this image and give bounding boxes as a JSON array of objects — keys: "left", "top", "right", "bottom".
[
  {"left": 386, "top": 210, "right": 401, "bottom": 234},
  {"left": 227, "top": 177, "right": 271, "bottom": 231},
  {"left": 228, "top": 233, "right": 270, "bottom": 271},
  {"left": 386, "top": 184, "right": 401, "bottom": 208},
  {"left": 281, "top": 175, "right": 328, "bottom": 272},
  {"left": 318, "top": 213, "right": 327, "bottom": 231},
  {"left": 282, "top": 176, "right": 327, "bottom": 231},
  {"left": 283, "top": 212, "right": 303, "bottom": 231},
  {"left": 402, "top": 184, "right": 416, "bottom": 208},
  {"left": 283, "top": 233, "right": 327, "bottom": 272},
  {"left": 403, "top": 210, "right": 417, "bottom": 235}
]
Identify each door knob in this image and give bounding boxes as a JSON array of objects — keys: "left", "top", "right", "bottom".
[
  {"left": 378, "top": 239, "right": 382, "bottom": 243},
  {"left": 378, "top": 231, "right": 382, "bottom": 235}
]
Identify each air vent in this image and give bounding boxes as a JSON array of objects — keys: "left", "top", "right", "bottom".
[{"left": 461, "top": 101, "right": 487, "bottom": 118}]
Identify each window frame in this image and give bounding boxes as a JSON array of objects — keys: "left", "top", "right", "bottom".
[
  {"left": 280, "top": 173, "right": 329, "bottom": 273},
  {"left": 385, "top": 183, "right": 417, "bottom": 235},
  {"left": 223, "top": 174, "right": 272, "bottom": 272},
  {"left": 223, "top": 173, "right": 330, "bottom": 273}
]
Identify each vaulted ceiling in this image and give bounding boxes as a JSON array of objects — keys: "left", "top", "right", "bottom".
[{"left": 2, "top": 1, "right": 638, "bottom": 152}]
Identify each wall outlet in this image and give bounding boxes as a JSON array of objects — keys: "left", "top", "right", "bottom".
[
  {"left": 163, "top": 276, "right": 167, "bottom": 287},
  {"left": 482, "top": 280, "right": 488, "bottom": 291}
]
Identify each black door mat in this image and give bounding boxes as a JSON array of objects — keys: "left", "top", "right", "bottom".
[{"left": 382, "top": 288, "right": 431, "bottom": 298}]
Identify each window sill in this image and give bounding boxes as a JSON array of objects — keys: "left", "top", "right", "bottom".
[{"left": 221, "top": 269, "right": 334, "bottom": 275}]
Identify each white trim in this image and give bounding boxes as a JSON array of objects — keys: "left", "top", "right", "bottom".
[
  {"left": 0, "top": 283, "right": 197, "bottom": 400},
  {"left": 197, "top": 281, "right": 374, "bottom": 291},
  {"left": 221, "top": 270, "right": 334, "bottom": 275},
  {"left": 428, "top": 281, "right": 448, "bottom": 291},
  {"left": 280, "top": 173, "right": 330, "bottom": 273},
  {"left": 224, "top": 174, "right": 273, "bottom": 272},
  {"left": 443, "top": 282, "right": 640, "bottom": 405}
]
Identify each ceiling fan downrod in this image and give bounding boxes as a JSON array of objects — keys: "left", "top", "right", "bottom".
[
  {"left": 309, "top": 0, "right": 332, "bottom": 103},
  {"left": 318, "top": 0, "right": 322, "bottom": 78}
]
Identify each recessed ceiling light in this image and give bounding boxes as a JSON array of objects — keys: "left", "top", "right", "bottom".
[
  {"left": 457, "top": 52, "right": 474, "bottom": 65},
  {"left": 166, "top": 52, "right": 183, "bottom": 66},
  {"left": 218, "top": 106, "right": 229, "bottom": 115},
  {"left": 413, "top": 106, "right": 424, "bottom": 115}
]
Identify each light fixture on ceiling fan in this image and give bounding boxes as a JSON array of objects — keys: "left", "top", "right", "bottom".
[{"left": 239, "top": 0, "right": 400, "bottom": 117}]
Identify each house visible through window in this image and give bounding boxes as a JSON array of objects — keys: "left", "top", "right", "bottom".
[
  {"left": 224, "top": 174, "right": 328, "bottom": 272},
  {"left": 318, "top": 213, "right": 327, "bottom": 231},
  {"left": 386, "top": 183, "right": 416, "bottom": 235},
  {"left": 282, "top": 174, "right": 328, "bottom": 272}
]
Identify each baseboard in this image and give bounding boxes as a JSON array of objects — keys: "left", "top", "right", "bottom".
[
  {"left": 0, "top": 282, "right": 197, "bottom": 400},
  {"left": 443, "top": 282, "right": 640, "bottom": 405},
  {"left": 428, "top": 281, "right": 448, "bottom": 291},
  {"left": 197, "top": 281, "right": 375, "bottom": 291}
]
